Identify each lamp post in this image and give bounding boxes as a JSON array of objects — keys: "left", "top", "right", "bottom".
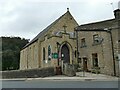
[
  {"left": 56, "top": 42, "right": 61, "bottom": 66},
  {"left": 56, "top": 42, "right": 62, "bottom": 75}
]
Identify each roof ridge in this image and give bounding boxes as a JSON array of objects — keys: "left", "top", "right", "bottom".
[
  {"left": 80, "top": 18, "right": 115, "bottom": 26},
  {"left": 23, "top": 11, "right": 70, "bottom": 49}
]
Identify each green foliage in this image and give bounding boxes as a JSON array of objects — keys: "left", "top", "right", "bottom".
[{"left": 1, "top": 36, "right": 29, "bottom": 71}]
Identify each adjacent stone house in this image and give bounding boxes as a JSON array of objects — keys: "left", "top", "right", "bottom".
[
  {"left": 75, "top": 9, "right": 120, "bottom": 76},
  {"left": 20, "top": 9, "right": 79, "bottom": 70}
]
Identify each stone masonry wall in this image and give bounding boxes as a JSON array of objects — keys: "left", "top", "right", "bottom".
[
  {"left": 2, "top": 67, "right": 55, "bottom": 79},
  {"left": 20, "top": 10, "right": 78, "bottom": 70},
  {"left": 78, "top": 31, "right": 114, "bottom": 76}
]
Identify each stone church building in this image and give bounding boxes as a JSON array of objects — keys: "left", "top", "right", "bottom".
[
  {"left": 20, "top": 8, "right": 120, "bottom": 76},
  {"left": 20, "top": 9, "right": 79, "bottom": 70}
]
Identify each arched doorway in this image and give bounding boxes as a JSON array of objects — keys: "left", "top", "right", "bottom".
[{"left": 61, "top": 44, "right": 70, "bottom": 63}]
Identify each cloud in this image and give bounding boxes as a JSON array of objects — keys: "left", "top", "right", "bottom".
[{"left": 0, "top": 0, "right": 119, "bottom": 40}]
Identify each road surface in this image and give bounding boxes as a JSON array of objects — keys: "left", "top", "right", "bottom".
[{"left": 1, "top": 79, "right": 119, "bottom": 88}]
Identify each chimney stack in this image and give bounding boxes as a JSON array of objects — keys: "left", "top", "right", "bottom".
[{"left": 114, "top": 9, "right": 120, "bottom": 20}]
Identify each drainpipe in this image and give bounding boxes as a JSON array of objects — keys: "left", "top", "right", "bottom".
[
  {"left": 109, "top": 30, "right": 116, "bottom": 76},
  {"left": 75, "top": 28, "right": 79, "bottom": 63},
  {"left": 26, "top": 49, "right": 28, "bottom": 69},
  {"left": 105, "top": 29, "right": 116, "bottom": 76}
]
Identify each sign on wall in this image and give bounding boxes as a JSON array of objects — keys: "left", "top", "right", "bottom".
[{"left": 52, "top": 53, "right": 58, "bottom": 59}]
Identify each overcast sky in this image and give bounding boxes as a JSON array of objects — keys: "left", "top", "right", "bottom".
[{"left": 0, "top": 0, "right": 119, "bottom": 40}]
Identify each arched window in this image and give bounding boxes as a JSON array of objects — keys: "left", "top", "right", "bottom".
[
  {"left": 48, "top": 45, "right": 51, "bottom": 60},
  {"left": 43, "top": 47, "right": 45, "bottom": 61}
]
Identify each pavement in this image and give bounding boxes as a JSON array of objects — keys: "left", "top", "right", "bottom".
[
  {"left": 27, "top": 72, "right": 119, "bottom": 81},
  {"left": 1, "top": 72, "right": 119, "bottom": 81}
]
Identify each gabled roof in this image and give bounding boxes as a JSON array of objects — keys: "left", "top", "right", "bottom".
[{"left": 23, "top": 10, "right": 75, "bottom": 49}]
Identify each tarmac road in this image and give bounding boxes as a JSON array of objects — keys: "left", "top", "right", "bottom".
[{"left": 1, "top": 80, "right": 119, "bottom": 88}]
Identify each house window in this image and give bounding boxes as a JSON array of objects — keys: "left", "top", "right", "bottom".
[
  {"left": 93, "top": 34, "right": 99, "bottom": 43},
  {"left": 93, "top": 34, "right": 103, "bottom": 45},
  {"left": 92, "top": 53, "right": 99, "bottom": 67},
  {"left": 43, "top": 47, "right": 45, "bottom": 61},
  {"left": 81, "top": 38, "right": 86, "bottom": 47},
  {"left": 48, "top": 45, "right": 51, "bottom": 60}
]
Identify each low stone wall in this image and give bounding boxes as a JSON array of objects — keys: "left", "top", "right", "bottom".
[
  {"left": 62, "top": 63, "right": 76, "bottom": 76},
  {"left": 2, "top": 67, "right": 55, "bottom": 79}
]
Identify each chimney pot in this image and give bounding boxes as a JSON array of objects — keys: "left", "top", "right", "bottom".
[{"left": 114, "top": 9, "right": 120, "bottom": 20}]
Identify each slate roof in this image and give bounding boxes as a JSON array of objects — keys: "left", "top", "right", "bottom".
[
  {"left": 76, "top": 18, "right": 117, "bottom": 30},
  {"left": 23, "top": 11, "right": 71, "bottom": 49}
]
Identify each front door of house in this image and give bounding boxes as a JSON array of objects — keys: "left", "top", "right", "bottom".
[
  {"left": 61, "top": 44, "right": 70, "bottom": 63},
  {"left": 83, "top": 58, "right": 88, "bottom": 71}
]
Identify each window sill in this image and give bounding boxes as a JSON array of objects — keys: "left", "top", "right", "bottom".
[
  {"left": 80, "top": 45, "right": 87, "bottom": 48},
  {"left": 92, "top": 42, "right": 102, "bottom": 46},
  {"left": 92, "top": 67, "right": 100, "bottom": 69}
]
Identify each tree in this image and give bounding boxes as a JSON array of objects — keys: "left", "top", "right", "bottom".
[{"left": 1, "top": 37, "right": 29, "bottom": 71}]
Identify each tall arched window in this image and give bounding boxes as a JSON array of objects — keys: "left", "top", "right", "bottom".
[
  {"left": 48, "top": 45, "right": 51, "bottom": 60},
  {"left": 43, "top": 47, "right": 45, "bottom": 61}
]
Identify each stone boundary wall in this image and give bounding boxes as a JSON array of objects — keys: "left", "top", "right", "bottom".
[
  {"left": 2, "top": 67, "right": 55, "bottom": 79},
  {"left": 62, "top": 63, "right": 76, "bottom": 76}
]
